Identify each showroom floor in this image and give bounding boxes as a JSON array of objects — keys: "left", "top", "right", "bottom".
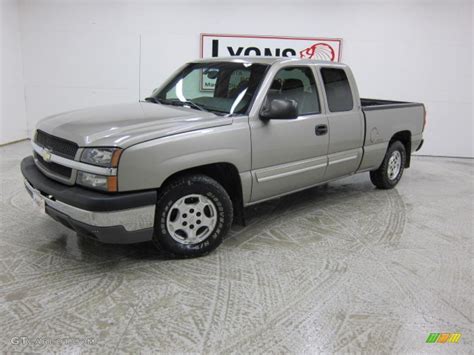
[{"left": 0, "top": 141, "right": 472, "bottom": 353}]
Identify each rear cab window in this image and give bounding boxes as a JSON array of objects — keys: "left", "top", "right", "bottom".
[{"left": 320, "top": 68, "right": 353, "bottom": 112}]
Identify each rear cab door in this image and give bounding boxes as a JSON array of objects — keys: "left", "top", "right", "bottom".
[{"left": 318, "top": 65, "right": 364, "bottom": 180}]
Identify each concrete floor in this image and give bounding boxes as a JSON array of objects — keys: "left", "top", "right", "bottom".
[{"left": 0, "top": 141, "right": 472, "bottom": 353}]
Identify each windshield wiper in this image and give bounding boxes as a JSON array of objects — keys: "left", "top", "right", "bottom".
[
  {"left": 146, "top": 97, "right": 211, "bottom": 113},
  {"left": 166, "top": 99, "right": 208, "bottom": 112},
  {"left": 149, "top": 97, "right": 207, "bottom": 112},
  {"left": 144, "top": 97, "right": 158, "bottom": 103}
]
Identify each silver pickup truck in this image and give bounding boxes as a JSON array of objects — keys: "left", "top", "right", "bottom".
[{"left": 21, "top": 57, "right": 425, "bottom": 257}]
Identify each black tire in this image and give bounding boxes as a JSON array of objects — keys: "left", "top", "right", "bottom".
[
  {"left": 153, "top": 174, "right": 233, "bottom": 257},
  {"left": 370, "top": 141, "right": 406, "bottom": 189}
]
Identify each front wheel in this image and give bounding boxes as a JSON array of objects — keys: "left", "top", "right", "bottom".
[
  {"left": 153, "top": 174, "right": 233, "bottom": 257},
  {"left": 370, "top": 141, "right": 406, "bottom": 189}
]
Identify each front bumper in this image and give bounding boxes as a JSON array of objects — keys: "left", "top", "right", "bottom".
[{"left": 21, "top": 156, "right": 157, "bottom": 244}]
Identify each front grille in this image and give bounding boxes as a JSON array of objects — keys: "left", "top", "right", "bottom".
[
  {"left": 35, "top": 130, "right": 78, "bottom": 159},
  {"left": 34, "top": 152, "right": 72, "bottom": 179}
]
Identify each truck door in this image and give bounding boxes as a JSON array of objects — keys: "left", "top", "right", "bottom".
[
  {"left": 249, "top": 65, "right": 329, "bottom": 202},
  {"left": 319, "top": 67, "right": 364, "bottom": 180}
]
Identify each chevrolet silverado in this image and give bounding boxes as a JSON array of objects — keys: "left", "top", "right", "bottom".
[{"left": 21, "top": 57, "right": 425, "bottom": 257}]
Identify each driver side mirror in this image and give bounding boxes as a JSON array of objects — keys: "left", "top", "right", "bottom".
[{"left": 260, "top": 98, "right": 298, "bottom": 120}]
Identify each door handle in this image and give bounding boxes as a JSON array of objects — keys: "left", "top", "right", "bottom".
[{"left": 315, "top": 124, "right": 328, "bottom": 136}]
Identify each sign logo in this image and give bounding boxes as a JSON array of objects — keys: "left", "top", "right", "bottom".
[
  {"left": 200, "top": 34, "right": 342, "bottom": 62},
  {"left": 300, "top": 42, "right": 335, "bottom": 61},
  {"left": 426, "top": 333, "right": 462, "bottom": 344},
  {"left": 41, "top": 148, "right": 52, "bottom": 162}
]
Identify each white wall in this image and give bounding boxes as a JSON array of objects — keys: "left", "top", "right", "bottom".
[
  {"left": 13, "top": 0, "right": 474, "bottom": 157},
  {"left": 0, "top": 0, "right": 27, "bottom": 145}
]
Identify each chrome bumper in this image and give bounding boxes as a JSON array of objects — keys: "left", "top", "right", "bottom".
[{"left": 24, "top": 179, "right": 155, "bottom": 243}]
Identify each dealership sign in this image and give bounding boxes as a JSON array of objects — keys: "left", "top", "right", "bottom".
[{"left": 200, "top": 34, "right": 342, "bottom": 62}]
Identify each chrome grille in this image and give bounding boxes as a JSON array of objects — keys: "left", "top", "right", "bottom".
[
  {"left": 35, "top": 130, "right": 78, "bottom": 159},
  {"left": 34, "top": 152, "right": 72, "bottom": 179}
]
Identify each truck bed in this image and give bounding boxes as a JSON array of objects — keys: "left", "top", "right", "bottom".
[
  {"left": 357, "top": 98, "right": 425, "bottom": 172},
  {"left": 361, "top": 98, "right": 423, "bottom": 111}
]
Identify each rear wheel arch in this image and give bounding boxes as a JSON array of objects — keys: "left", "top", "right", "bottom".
[
  {"left": 370, "top": 140, "right": 406, "bottom": 189},
  {"left": 390, "top": 130, "right": 411, "bottom": 168}
]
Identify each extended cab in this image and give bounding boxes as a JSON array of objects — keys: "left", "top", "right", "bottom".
[{"left": 21, "top": 57, "right": 425, "bottom": 257}]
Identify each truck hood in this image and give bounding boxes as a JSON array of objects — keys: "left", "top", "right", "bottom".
[{"left": 37, "top": 102, "right": 232, "bottom": 148}]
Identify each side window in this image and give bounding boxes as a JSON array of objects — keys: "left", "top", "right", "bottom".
[
  {"left": 267, "top": 66, "right": 320, "bottom": 115},
  {"left": 320, "top": 68, "right": 353, "bottom": 112}
]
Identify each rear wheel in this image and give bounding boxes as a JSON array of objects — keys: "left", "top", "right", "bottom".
[
  {"left": 370, "top": 141, "right": 406, "bottom": 189},
  {"left": 153, "top": 174, "right": 233, "bottom": 257}
]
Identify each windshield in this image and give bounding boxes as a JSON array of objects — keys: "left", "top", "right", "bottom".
[{"left": 151, "top": 62, "right": 269, "bottom": 115}]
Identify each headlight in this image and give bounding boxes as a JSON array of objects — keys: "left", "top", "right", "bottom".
[
  {"left": 81, "top": 148, "right": 122, "bottom": 167},
  {"left": 78, "top": 148, "right": 121, "bottom": 191},
  {"left": 77, "top": 171, "right": 117, "bottom": 192}
]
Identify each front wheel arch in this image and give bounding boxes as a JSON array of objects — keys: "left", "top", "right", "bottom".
[
  {"left": 153, "top": 174, "right": 234, "bottom": 257},
  {"left": 158, "top": 162, "right": 244, "bottom": 223}
]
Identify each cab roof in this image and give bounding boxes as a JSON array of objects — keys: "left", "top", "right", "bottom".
[{"left": 191, "top": 56, "right": 348, "bottom": 67}]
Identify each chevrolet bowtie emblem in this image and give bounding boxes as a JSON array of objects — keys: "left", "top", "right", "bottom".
[{"left": 42, "top": 149, "right": 52, "bottom": 162}]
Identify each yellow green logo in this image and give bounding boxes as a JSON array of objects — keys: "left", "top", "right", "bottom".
[{"left": 426, "top": 333, "right": 462, "bottom": 343}]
